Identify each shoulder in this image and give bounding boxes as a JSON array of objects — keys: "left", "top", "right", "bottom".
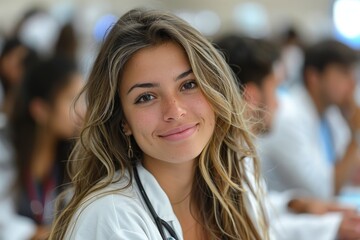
[{"left": 65, "top": 179, "right": 156, "bottom": 239}]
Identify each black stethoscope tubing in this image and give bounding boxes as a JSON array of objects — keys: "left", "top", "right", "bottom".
[{"left": 133, "top": 166, "right": 179, "bottom": 240}]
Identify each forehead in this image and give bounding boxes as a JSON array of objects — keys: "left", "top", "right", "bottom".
[
  {"left": 318, "top": 64, "right": 356, "bottom": 81},
  {"left": 128, "top": 41, "right": 188, "bottom": 69},
  {"left": 322, "top": 63, "right": 354, "bottom": 73},
  {"left": 120, "top": 42, "right": 191, "bottom": 88}
]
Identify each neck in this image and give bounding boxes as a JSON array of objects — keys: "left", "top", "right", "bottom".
[
  {"left": 308, "top": 86, "right": 327, "bottom": 116},
  {"left": 143, "top": 158, "right": 195, "bottom": 206},
  {"left": 143, "top": 158, "right": 206, "bottom": 239},
  {"left": 30, "top": 128, "right": 57, "bottom": 180}
]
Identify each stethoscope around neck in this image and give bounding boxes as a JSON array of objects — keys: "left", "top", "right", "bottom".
[{"left": 133, "top": 166, "right": 179, "bottom": 240}]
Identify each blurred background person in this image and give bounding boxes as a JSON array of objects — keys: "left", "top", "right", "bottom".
[
  {"left": 0, "top": 37, "right": 38, "bottom": 117},
  {"left": 4, "top": 56, "right": 84, "bottom": 240},
  {"left": 216, "top": 34, "right": 360, "bottom": 240},
  {"left": 0, "top": 5, "right": 82, "bottom": 239},
  {"left": 10, "top": 7, "right": 43, "bottom": 39},
  {"left": 54, "top": 22, "right": 78, "bottom": 61},
  {"left": 0, "top": 37, "right": 39, "bottom": 240},
  {"left": 278, "top": 26, "right": 305, "bottom": 89},
  {"left": 259, "top": 39, "right": 360, "bottom": 200}
]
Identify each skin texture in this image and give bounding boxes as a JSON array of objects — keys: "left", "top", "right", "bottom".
[
  {"left": 46, "top": 73, "right": 84, "bottom": 139},
  {"left": 120, "top": 41, "right": 215, "bottom": 165}
]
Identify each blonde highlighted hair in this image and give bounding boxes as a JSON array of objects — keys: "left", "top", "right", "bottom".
[{"left": 49, "top": 8, "right": 268, "bottom": 240}]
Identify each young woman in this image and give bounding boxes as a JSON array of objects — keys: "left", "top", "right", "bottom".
[
  {"left": 11, "top": 56, "right": 83, "bottom": 239},
  {"left": 50, "top": 9, "right": 268, "bottom": 240}
]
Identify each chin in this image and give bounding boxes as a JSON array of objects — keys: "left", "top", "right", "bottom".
[{"left": 165, "top": 151, "right": 202, "bottom": 164}]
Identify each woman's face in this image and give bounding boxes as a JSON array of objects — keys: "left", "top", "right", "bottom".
[
  {"left": 48, "top": 73, "right": 84, "bottom": 139},
  {"left": 0, "top": 45, "right": 29, "bottom": 85},
  {"left": 119, "top": 41, "right": 216, "bottom": 165}
]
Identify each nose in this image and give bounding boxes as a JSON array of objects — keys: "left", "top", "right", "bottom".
[{"left": 162, "top": 97, "right": 186, "bottom": 121}]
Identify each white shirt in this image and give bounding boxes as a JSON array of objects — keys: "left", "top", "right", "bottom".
[
  {"left": 65, "top": 164, "right": 183, "bottom": 240},
  {"left": 259, "top": 85, "right": 350, "bottom": 200},
  {"left": 266, "top": 191, "right": 342, "bottom": 240}
]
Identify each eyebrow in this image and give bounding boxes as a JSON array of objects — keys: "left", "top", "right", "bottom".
[
  {"left": 176, "top": 69, "right": 193, "bottom": 81},
  {"left": 127, "top": 69, "right": 193, "bottom": 94}
]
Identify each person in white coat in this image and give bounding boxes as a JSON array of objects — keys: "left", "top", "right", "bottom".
[
  {"left": 49, "top": 9, "right": 270, "bottom": 240},
  {"left": 260, "top": 39, "right": 360, "bottom": 200},
  {"left": 216, "top": 35, "right": 360, "bottom": 240}
]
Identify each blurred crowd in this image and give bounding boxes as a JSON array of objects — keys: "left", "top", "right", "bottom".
[
  {"left": 0, "top": 7, "right": 84, "bottom": 240},
  {"left": 216, "top": 34, "right": 360, "bottom": 240},
  {"left": 1, "top": 4, "right": 360, "bottom": 240}
]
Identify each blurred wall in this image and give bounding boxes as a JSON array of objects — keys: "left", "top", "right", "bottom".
[
  {"left": 0, "top": 0, "right": 333, "bottom": 41},
  {"left": 0, "top": 0, "right": 337, "bottom": 77}
]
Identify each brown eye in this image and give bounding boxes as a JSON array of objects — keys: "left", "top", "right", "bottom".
[
  {"left": 135, "top": 93, "right": 155, "bottom": 104},
  {"left": 181, "top": 80, "right": 197, "bottom": 91}
]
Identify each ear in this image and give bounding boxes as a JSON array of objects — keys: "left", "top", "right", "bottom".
[
  {"left": 243, "top": 83, "right": 262, "bottom": 108},
  {"left": 122, "top": 120, "right": 132, "bottom": 136},
  {"left": 29, "top": 98, "right": 50, "bottom": 125}
]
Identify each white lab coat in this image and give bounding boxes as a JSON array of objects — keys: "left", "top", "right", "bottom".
[
  {"left": 65, "top": 164, "right": 184, "bottom": 240},
  {"left": 259, "top": 85, "right": 350, "bottom": 200},
  {"left": 244, "top": 157, "right": 343, "bottom": 240},
  {"left": 266, "top": 191, "right": 342, "bottom": 240},
  {"left": 66, "top": 163, "right": 268, "bottom": 240}
]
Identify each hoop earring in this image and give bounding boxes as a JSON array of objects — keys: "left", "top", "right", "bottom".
[{"left": 127, "top": 136, "right": 134, "bottom": 159}]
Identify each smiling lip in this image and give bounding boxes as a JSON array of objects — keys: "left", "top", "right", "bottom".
[{"left": 158, "top": 124, "right": 198, "bottom": 141}]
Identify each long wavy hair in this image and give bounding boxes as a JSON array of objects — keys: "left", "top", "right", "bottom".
[{"left": 49, "top": 9, "right": 268, "bottom": 240}]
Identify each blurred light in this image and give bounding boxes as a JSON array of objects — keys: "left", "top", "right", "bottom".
[
  {"left": 93, "top": 14, "right": 117, "bottom": 43},
  {"left": 18, "top": 13, "right": 60, "bottom": 56},
  {"left": 233, "top": 2, "right": 269, "bottom": 38},
  {"left": 175, "top": 11, "right": 195, "bottom": 25},
  {"left": 50, "top": 1, "right": 75, "bottom": 25},
  {"left": 333, "top": 0, "right": 360, "bottom": 48},
  {"left": 176, "top": 10, "right": 221, "bottom": 36},
  {"left": 194, "top": 10, "right": 221, "bottom": 36},
  {"left": 334, "top": 0, "right": 360, "bottom": 38}
]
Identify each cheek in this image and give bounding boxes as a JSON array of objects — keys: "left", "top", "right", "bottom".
[
  {"left": 193, "top": 95, "right": 216, "bottom": 128},
  {"left": 124, "top": 107, "right": 158, "bottom": 139},
  {"left": 51, "top": 102, "right": 76, "bottom": 137},
  {"left": 266, "top": 92, "right": 278, "bottom": 116},
  {"left": 327, "top": 81, "right": 347, "bottom": 103},
  {"left": 325, "top": 73, "right": 353, "bottom": 99}
]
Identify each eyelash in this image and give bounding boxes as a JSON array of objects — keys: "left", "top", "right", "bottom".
[
  {"left": 134, "top": 80, "right": 198, "bottom": 104},
  {"left": 181, "top": 80, "right": 198, "bottom": 91},
  {"left": 135, "top": 92, "right": 155, "bottom": 104}
]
